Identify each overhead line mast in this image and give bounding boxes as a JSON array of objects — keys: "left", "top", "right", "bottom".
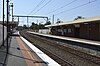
[{"left": 13, "top": 15, "right": 49, "bottom": 28}]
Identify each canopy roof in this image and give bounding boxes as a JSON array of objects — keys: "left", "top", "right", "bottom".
[{"left": 45, "top": 16, "right": 100, "bottom": 27}]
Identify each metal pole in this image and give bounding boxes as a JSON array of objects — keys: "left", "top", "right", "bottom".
[
  {"left": 46, "top": 17, "right": 49, "bottom": 23},
  {"left": 2, "top": 0, "right": 5, "bottom": 46},
  {"left": 18, "top": 17, "right": 19, "bottom": 26},
  {"left": 11, "top": 3, "right": 13, "bottom": 22},
  {"left": 52, "top": 15, "right": 54, "bottom": 24},
  {"left": 17, "top": 16, "right": 19, "bottom": 29},
  {"left": 11, "top": 3, "right": 13, "bottom": 34},
  {"left": 6, "top": 0, "right": 9, "bottom": 53},
  {"left": 37, "top": 20, "right": 38, "bottom": 24},
  {"left": 27, "top": 17, "right": 29, "bottom": 28}
]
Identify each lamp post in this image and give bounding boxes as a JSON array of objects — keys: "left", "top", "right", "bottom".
[
  {"left": 6, "top": 0, "right": 9, "bottom": 53},
  {"left": 2, "top": 0, "right": 5, "bottom": 46},
  {"left": 10, "top": 3, "right": 13, "bottom": 22},
  {"left": 10, "top": 3, "right": 13, "bottom": 33}
]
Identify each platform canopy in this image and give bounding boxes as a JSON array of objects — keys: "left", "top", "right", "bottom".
[{"left": 45, "top": 16, "right": 100, "bottom": 27}]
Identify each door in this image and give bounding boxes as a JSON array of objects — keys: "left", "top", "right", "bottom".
[{"left": 75, "top": 27, "right": 80, "bottom": 38}]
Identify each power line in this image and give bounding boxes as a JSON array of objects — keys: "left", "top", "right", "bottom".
[
  {"left": 33, "top": 0, "right": 52, "bottom": 14},
  {"left": 28, "top": 0, "right": 45, "bottom": 15},
  {"left": 55, "top": 0, "right": 98, "bottom": 15},
  {"left": 46, "top": 0, "right": 77, "bottom": 15}
]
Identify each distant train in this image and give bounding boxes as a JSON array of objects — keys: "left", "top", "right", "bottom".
[{"left": 44, "top": 16, "right": 100, "bottom": 41}]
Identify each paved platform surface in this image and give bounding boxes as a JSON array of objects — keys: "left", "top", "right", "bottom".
[
  {"left": 28, "top": 31, "right": 100, "bottom": 46},
  {"left": 0, "top": 35, "right": 47, "bottom": 66},
  {"left": 6, "top": 36, "right": 27, "bottom": 66},
  {"left": 0, "top": 46, "right": 6, "bottom": 66}
]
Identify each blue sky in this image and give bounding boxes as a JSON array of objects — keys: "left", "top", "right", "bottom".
[{"left": 0, "top": 0, "right": 100, "bottom": 26}]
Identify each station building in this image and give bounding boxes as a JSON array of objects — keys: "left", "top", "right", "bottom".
[{"left": 45, "top": 16, "right": 100, "bottom": 41}]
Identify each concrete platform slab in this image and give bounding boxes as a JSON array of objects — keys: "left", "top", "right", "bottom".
[{"left": 6, "top": 36, "right": 27, "bottom": 66}]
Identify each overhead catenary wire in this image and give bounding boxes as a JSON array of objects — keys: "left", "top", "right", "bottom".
[
  {"left": 55, "top": 0, "right": 98, "bottom": 15},
  {"left": 28, "top": 0, "right": 45, "bottom": 15},
  {"left": 46, "top": 0, "right": 77, "bottom": 15},
  {"left": 33, "top": 0, "right": 52, "bottom": 14}
]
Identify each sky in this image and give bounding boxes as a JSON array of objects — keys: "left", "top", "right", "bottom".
[{"left": 0, "top": 0, "right": 100, "bottom": 26}]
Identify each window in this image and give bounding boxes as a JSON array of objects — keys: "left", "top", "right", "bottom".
[
  {"left": 64, "top": 29, "right": 67, "bottom": 33},
  {"left": 68, "top": 29, "right": 72, "bottom": 33}
]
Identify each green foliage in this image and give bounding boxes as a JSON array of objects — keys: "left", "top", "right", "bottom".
[
  {"left": 44, "top": 21, "right": 51, "bottom": 25},
  {"left": 74, "top": 16, "right": 85, "bottom": 20},
  {"left": 30, "top": 22, "right": 39, "bottom": 30},
  {"left": 38, "top": 23, "right": 45, "bottom": 29},
  {"left": 23, "top": 25, "right": 27, "bottom": 29},
  {"left": 30, "top": 21, "right": 51, "bottom": 30}
]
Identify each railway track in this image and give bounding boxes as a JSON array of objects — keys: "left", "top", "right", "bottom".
[
  {"left": 36, "top": 45, "right": 73, "bottom": 66},
  {"left": 20, "top": 30, "right": 73, "bottom": 66},
  {"left": 20, "top": 30, "right": 100, "bottom": 66}
]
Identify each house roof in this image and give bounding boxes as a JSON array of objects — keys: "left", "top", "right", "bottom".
[{"left": 45, "top": 16, "right": 100, "bottom": 27}]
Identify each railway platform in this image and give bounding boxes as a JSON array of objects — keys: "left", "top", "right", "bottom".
[
  {"left": 0, "top": 32, "right": 48, "bottom": 66},
  {"left": 28, "top": 31, "right": 100, "bottom": 46},
  {"left": 28, "top": 31, "right": 100, "bottom": 57},
  {"left": 0, "top": 31, "right": 60, "bottom": 66}
]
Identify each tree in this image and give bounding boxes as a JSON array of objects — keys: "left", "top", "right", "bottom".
[
  {"left": 30, "top": 22, "right": 39, "bottom": 30},
  {"left": 32, "top": 22, "right": 35, "bottom": 25},
  {"left": 38, "top": 23, "right": 45, "bottom": 29},
  {"left": 56, "top": 19, "right": 63, "bottom": 23},
  {"left": 23, "top": 25, "right": 27, "bottom": 29},
  {"left": 74, "top": 16, "right": 85, "bottom": 20},
  {"left": 30, "top": 21, "right": 50, "bottom": 30},
  {"left": 44, "top": 21, "right": 51, "bottom": 25}
]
